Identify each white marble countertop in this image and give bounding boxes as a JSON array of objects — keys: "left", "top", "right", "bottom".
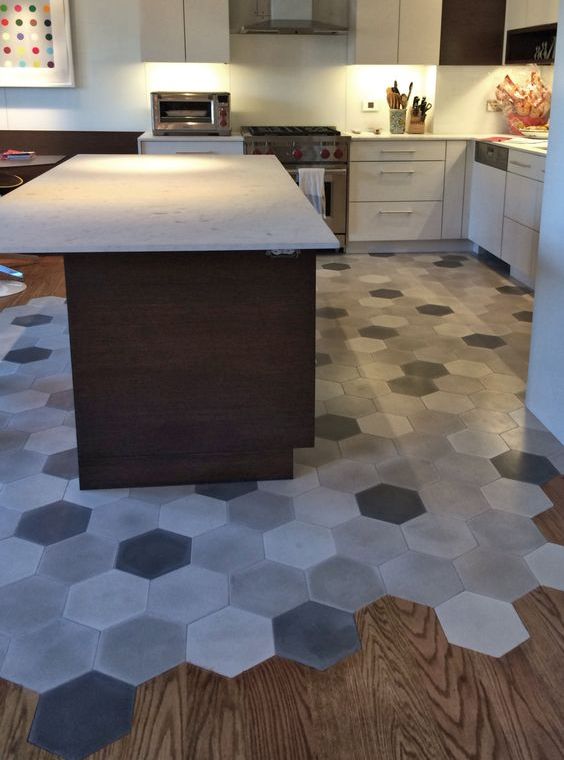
[
  {"left": 347, "top": 131, "right": 548, "bottom": 157},
  {"left": 0, "top": 154, "right": 339, "bottom": 254},
  {"left": 138, "top": 131, "right": 244, "bottom": 142}
]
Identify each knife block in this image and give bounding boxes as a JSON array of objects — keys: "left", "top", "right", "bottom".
[{"left": 407, "top": 109, "right": 426, "bottom": 134}]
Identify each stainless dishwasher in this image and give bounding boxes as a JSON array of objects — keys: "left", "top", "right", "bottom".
[{"left": 468, "top": 142, "right": 508, "bottom": 257}]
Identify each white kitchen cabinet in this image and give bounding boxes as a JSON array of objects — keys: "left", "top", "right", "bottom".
[
  {"left": 443, "top": 141, "right": 467, "bottom": 240},
  {"left": 505, "top": 0, "right": 559, "bottom": 31},
  {"left": 349, "top": 202, "right": 443, "bottom": 242},
  {"left": 504, "top": 173, "right": 543, "bottom": 231},
  {"left": 138, "top": 134, "right": 244, "bottom": 155},
  {"left": 350, "top": 141, "right": 446, "bottom": 162},
  {"left": 501, "top": 219, "right": 539, "bottom": 280},
  {"left": 350, "top": 161, "right": 445, "bottom": 203},
  {"left": 505, "top": 0, "right": 528, "bottom": 30},
  {"left": 140, "top": 0, "right": 230, "bottom": 63},
  {"left": 468, "top": 161, "right": 507, "bottom": 258},
  {"left": 348, "top": 0, "right": 442, "bottom": 65}
]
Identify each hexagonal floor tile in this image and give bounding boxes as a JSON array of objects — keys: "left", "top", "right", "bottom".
[
  {"left": 423, "top": 392, "right": 474, "bottom": 415},
  {"left": 1, "top": 618, "right": 99, "bottom": 693},
  {"left": 417, "top": 304, "right": 454, "bottom": 317},
  {"left": 491, "top": 450, "right": 559, "bottom": 485},
  {"left": 420, "top": 479, "right": 490, "bottom": 519},
  {"left": 445, "top": 360, "right": 492, "bottom": 379},
  {"left": 25, "top": 425, "right": 76, "bottom": 456},
  {"left": 436, "top": 452, "right": 500, "bottom": 486},
  {"left": 315, "top": 414, "right": 361, "bottom": 442},
  {"left": 316, "top": 307, "right": 348, "bottom": 320},
  {"left": 64, "top": 570, "right": 149, "bottom": 630},
  {"left": 46, "top": 389, "right": 75, "bottom": 411},
  {"left": 403, "top": 514, "right": 477, "bottom": 559},
  {"left": 28, "top": 672, "right": 136, "bottom": 760},
  {"left": 315, "top": 352, "right": 332, "bottom": 367},
  {"left": 322, "top": 262, "right": 350, "bottom": 271},
  {"left": 195, "top": 481, "right": 257, "bottom": 501},
  {"left": 370, "top": 289, "right": 403, "bottom": 299},
  {"left": 88, "top": 498, "right": 160, "bottom": 541},
  {"left": 7, "top": 406, "right": 66, "bottom": 434},
  {"left": 525, "top": 543, "right": 564, "bottom": 591},
  {"left": 317, "top": 459, "right": 380, "bottom": 494},
  {"left": 358, "top": 412, "right": 413, "bottom": 438},
  {"left": 468, "top": 510, "right": 546, "bottom": 556},
  {"left": 388, "top": 376, "right": 437, "bottom": 397},
  {"left": 333, "top": 516, "right": 407, "bottom": 566},
  {"left": 39, "top": 532, "right": 118, "bottom": 584},
  {"left": 96, "top": 614, "right": 186, "bottom": 686},
  {"left": 497, "top": 285, "right": 530, "bottom": 295},
  {"left": 448, "top": 430, "right": 509, "bottom": 459},
  {"left": 3, "top": 347, "right": 52, "bottom": 364},
  {"left": 455, "top": 547, "right": 538, "bottom": 602},
  {"left": 359, "top": 325, "right": 399, "bottom": 340},
  {"left": 258, "top": 465, "right": 319, "bottom": 498},
  {"left": 0, "top": 473, "right": 67, "bottom": 513},
  {"left": 461, "top": 408, "right": 516, "bottom": 434},
  {"left": 187, "top": 606, "right": 275, "bottom": 678},
  {"left": 381, "top": 551, "right": 463, "bottom": 607},
  {"left": 273, "top": 601, "right": 360, "bottom": 670},
  {"left": 0, "top": 576, "right": 67, "bottom": 637},
  {"left": 12, "top": 314, "right": 53, "bottom": 327},
  {"left": 340, "top": 434, "right": 397, "bottom": 465},
  {"left": 293, "top": 487, "right": 360, "bottom": 528},
  {"left": 307, "top": 556, "right": 384, "bottom": 612},
  {"left": 147, "top": 564, "right": 228, "bottom": 624},
  {"left": 463, "top": 334, "right": 506, "bottom": 349},
  {"left": 191, "top": 523, "right": 264, "bottom": 574},
  {"left": 436, "top": 591, "right": 529, "bottom": 657},
  {"left": 481, "top": 478, "right": 553, "bottom": 517},
  {"left": 116, "top": 529, "right": 192, "bottom": 580},
  {"left": 42, "top": 448, "right": 79, "bottom": 480},
  {"left": 264, "top": 521, "right": 335, "bottom": 569},
  {"left": 377, "top": 457, "right": 439, "bottom": 491},
  {"left": 0, "top": 450, "right": 46, "bottom": 483},
  {"left": 231, "top": 560, "right": 308, "bottom": 618},
  {"left": 513, "top": 310, "right": 533, "bottom": 323},
  {"left": 356, "top": 483, "right": 426, "bottom": 525},
  {"left": 0, "top": 507, "right": 19, "bottom": 540},
  {"left": 402, "top": 360, "right": 448, "bottom": 379},
  {"left": 16, "top": 501, "right": 91, "bottom": 546},
  {"left": 159, "top": 493, "right": 227, "bottom": 537},
  {"left": 0, "top": 536, "right": 43, "bottom": 586}
]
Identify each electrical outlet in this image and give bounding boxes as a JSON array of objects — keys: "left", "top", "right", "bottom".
[
  {"left": 362, "top": 100, "right": 378, "bottom": 113},
  {"left": 486, "top": 99, "right": 502, "bottom": 112}
]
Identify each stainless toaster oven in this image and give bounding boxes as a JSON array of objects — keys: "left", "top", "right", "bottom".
[{"left": 151, "top": 92, "right": 231, "bottom": 136}]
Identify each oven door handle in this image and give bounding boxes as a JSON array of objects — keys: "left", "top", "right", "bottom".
[{"left": 287, "top": 167, "right": 347, "bottom": 177}]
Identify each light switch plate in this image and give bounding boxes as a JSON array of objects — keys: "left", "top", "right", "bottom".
[{"left": 362, "top": 100, "right": 378, "bottom": 113}]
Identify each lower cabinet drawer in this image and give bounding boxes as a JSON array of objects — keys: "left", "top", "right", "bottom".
[
  {"left": 501, "top": 217, "right": 539, "bottom": 277},
  {"left": 348, "top": 201, "right": 443, "bottom": 241},
  {"left": 139, "top": 140, "right": 244, "bottom": 155},
  {"left": 349, "top": 161, "right": 445, "bottom": 202}
]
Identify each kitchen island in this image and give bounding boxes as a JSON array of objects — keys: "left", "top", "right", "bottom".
[{"left": 0, "top": 154, "right": 338, "bottom": 488}]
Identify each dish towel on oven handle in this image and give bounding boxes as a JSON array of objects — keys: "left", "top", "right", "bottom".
[{"left": 298, "top": 168, "right": 326, "bottom": 218}]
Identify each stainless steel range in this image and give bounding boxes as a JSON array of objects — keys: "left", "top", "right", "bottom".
[{"left": 242, "top": 126, "right": 350, "bottom": 246}]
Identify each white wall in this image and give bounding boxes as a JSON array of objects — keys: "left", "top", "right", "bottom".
[{"left": 526, "top": 0, "right": 564, "bottom": 442}]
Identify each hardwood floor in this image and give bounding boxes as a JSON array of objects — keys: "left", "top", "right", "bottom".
[{"left": 1, "top": 258, "right": 563, "bottom": 760}]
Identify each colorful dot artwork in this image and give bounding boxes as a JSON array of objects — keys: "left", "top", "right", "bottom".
[{"left": 0, "top": 1, "right": 54, "bottom": 68}]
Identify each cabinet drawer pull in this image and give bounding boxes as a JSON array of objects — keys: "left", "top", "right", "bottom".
[
  {"left": 381, "top": 149, "right": 416, "bottom": 154},
  {"left": 380, "top": 169, "right": 415, "bottom": 174},
  {"left": 510, "top": 160, "right": 532, "bottom": 169},
  {"left": 378, "top": 209, "right": 414, "bottom": 214}
]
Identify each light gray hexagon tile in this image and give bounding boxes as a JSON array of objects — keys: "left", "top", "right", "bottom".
[
  {"left": 64, "top": 570, "right": 149, "bottom": 630},
  {"left": 38, "top": 533, "right": 118, "bottom": 584},
  {"left": 231, "top": 560, "right": 308, "bottom": 618},
  {"left": 481, "top": 478, "right": 554, "bottom": 517},
  {"left": 87, "top": 498, "right": 160, "bottom": 541},
  {"left": 0, "top": 619, "right": 99, "bottom": 694},
  {"left": 468, "top": 510, "right": 546, "bottom": 556},
  {"left": 380, "top": 551, "right": 463, "bottom": 608},
  {"left": 96, "top": 614, "right": 187, "bottom": 686},
  {"left": 317, "top": 459, "right": 380, "bottom": 494},
  {"left": 187, "top": 606, "right": 275, "bottom": 678},
  {"left": 191, "top": 523, "right": 264, "bottom": 574},
  {"left": 0, "top": 576, "right": 68, "bottom": 637},
  {"left": 264, "top": 521, "right": 336, "bottom": 570},
  {"left": 448, "top": 430, "right": 509, "bottom": 459},
  {"left": 6, "top": 406, "right": 66, "bottom": 434},
  {"left": 159, "top": 494, "right": 227, "bottom": 537},
  {"left": 435, "top": 591, "right": 530, "bottom": 657},
  {"left": 420, "top": 479, "right": 491, "bottom": 519},
  {"left": 32, "top": 373, "right": 73, "bottom": 395},
  {"left": 454, "top": 547, "right": 538, "bottom": 602},
  {"left": 293, "top": 487, "right": 360, "bottom": 528},
  {"left": 0, "top": 429, "right": 28, "bottom": 453},
  {"left": 24, "top": 425, "right": 77, "bottom": 456},
  {"left": 63, "top": 479, "right": 129, "bottom": 508},
  {"left": 129, "top": 484, "right": 195, "bottom": 504},
  {"left": 435, "top": 452, "right": 500, "bottom": 486},
  {"left": 377, "top": 456, "right": 439, "bottom": 490},
  {"left": 0, "top": 507, "right": 20, "bottom": 539},
  {"left": 339, "top": 434, "right": 397, "bottom": 466},
  {"left": 147, "top": 565, "right": 228, "bottom": 624},
  {"left": 0, "top": 537, "right": 44, "bottom": 586},
  {"left": 0, "top": 450, "right": 47, "bottom": 484},
  {"left": 307, "top": 556, "right": 385, "bottom": 612},
  {"left": 0, "top": 633, "right": 8, "bottom": 670},
  {"left": 525, "top": 544, "right": 564, "bottom": 591},
  {"left": 333, "top": 516, "right": 407, "bottom": 566},
  {"left": 0, "top": 390, "right": 49, "bottom": 415},
  {"left": 228, "top": 490, "right": 294, "bottom": 532},
  {"left": 0, "top": 473, "right": 67, "bottom": 512},
  {"left": 402, "top": 514, "right": 477, "bottom": 560},
  {"left": 258, "top": 464, "right": 319, "bottom": 497}
]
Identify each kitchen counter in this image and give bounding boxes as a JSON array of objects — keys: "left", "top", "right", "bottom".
[
  {"left": 0, "top": 154, "right": 337, "bottom": 254},
  {"left": 347, "top": 131, "right": 548, "bottom": 156},
  {"left": 1, "top": 153, "right": 329, "bottom": 490}
]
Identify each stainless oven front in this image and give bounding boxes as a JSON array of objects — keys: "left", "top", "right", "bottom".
[
  {"left": 288, "top": 165, "right": 348, "bottom": 246},
  {"left": 151, "top": 92, "right": 231, "bottom": 136}
]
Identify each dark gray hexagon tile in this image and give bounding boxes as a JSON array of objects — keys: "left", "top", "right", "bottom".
[
  {"left": 42, "top": 447, "right": 79, "bottom": 480},
  {"left": 315, "top": 414, "right": 361, "bottom": 442},
  {"left": 307, "top": 556, "right": 384, "bottom": 612},
  {"left": 16, "top": 500, "right": 91, "bottom": 546},
  {"left": 322, "top": 262, "right": 351, "bottom": 271},
  {"left": 0, "top": 429, "right": 28, "bottom": 452},
  {"left": 28, "top": 671, "right": 136, "bottom": 760},
  {"left": 468, "top": 510, "right": 546, "bottom": 556},
  {"left": 3, "top": 347, "right": 52, "bottom": 364},
  {"left": 316, "top": 307, "right": 348, "bottom": 319},
  {"left": 388, "top": 376, "right": 438, "bottom": 397},
  {"left": 0, "top": 576, "right": 67, "bottom": 637},
  {"left": 497, "top": 285, "right": 530, "bottom": 295},
  {"left": 96, "top": 614, "right": 186, "bottom": 686},
  {"left": 358, "top": 325, "right": 399, "bottom": 340},
  {"left": 513, "top": 310, "right": 533, "bottom": 323},
  {"left": 402, "top": 360, "right": 448, "bottom": 379},
  {"left": 229, "top": 490, "right": 294, "bottom": 531},
  {"left": 491, "top": 450, "right": 558, "bottom": 485},
  {"left": 39, "top": 532, "right": 118, "bottom": 584},
  {"left": 370, "top": 288, "right": 403, "bottom": 299},
  {"left": 195, "top": 481, "right": 257, "bottom": 501},
  {"left": 316, "top": 352, "right": 332, "bottom": 367},
  {"left": 417, "top": 304, "right": 454, "bottom": 317},
  {"left": 46, "top": 389, "right": 75, "bottom": 411},
  {"left": 0, "top": 618, "right": 99, "bottom": 694},
  {"left": 273, "top": 601, "right": 360, "bottom": 670},
  {"left": 116, "top": 529, "right": 191, "bottom": 580},
  {"left": 454, "top": 547, "right": 538, "bottom": 602},
  {"left": 381, "top": 551, "right": 463, "bottom": 608},
  {"left": 191, "top": 523, "right": 264, "bottom": 574},
  {"left": 463, "top": 334, "right": 506, "bottom": 349},
  {"left": 231, "top": 560, "right": 308, "bottom": 618},
  {"left": 11, "top": 314, "right": 53, "bottom": 328},
  {"left": 356, "top": 483, "right": 426, "bottom": 525}
]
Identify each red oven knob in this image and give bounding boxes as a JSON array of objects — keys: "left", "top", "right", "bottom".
[
  {"left": 292, "top": 148, "right": 303, "bottom": 160},
  {"left": 220, "top": 119, "right": 227, "bottom": 127},
  {"left": 320, "top": 148, "right": 331, "bottom": 159},
  {"left": 334, "top": 148, "right": 344, "bottom": 159},
  {"left": 252, "top": 147, "right": 262, "bottom": 155}
]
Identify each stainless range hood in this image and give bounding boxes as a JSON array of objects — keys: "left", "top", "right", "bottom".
[{"left": 240, "top": 0, "right": 348, "bottom": 35}]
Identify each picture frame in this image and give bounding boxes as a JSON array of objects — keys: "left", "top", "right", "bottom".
[{"left": 0, "top": 0, "right": 74, "bottom": 87}]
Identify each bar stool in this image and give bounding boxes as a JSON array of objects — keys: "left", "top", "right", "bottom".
[{"left": 0, "top": 174, "right": 27, "bottom": 297}]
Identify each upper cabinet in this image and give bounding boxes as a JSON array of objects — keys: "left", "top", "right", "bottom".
[
  {"left": 506, "top": 0, "right": 560, "bottom": 29},
  {"left": 440, "top": 0, "right": 507, "bottom": 65},
  {"left": 140, "top": 0, "right": 230, "bottom": 63},
  {"left": 348, "top": 0, "right": 442, "bottom": 65}
]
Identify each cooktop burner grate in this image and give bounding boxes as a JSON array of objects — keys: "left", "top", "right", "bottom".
[{"left": 243, "top": 126, "right": 341, "bottom": 137}]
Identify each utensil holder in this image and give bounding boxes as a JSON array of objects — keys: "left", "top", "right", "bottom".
[
  {"left": 389, "top": 109, "right": 406, "bottom": 135},
  {"left": 407, "top": 109, "right": 426, "bottom": 134}
]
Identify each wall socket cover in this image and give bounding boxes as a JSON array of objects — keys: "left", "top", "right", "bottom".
[
  {"left": 362, "top": 100, "right": 378, "bottom": 112},
  {"left": 486, "top": 99, "right": 503, "bottom": 112}
]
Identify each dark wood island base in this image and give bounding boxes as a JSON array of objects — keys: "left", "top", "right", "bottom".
[{"left": 64, "top": 250, "right": 316, "bottom": 490}]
